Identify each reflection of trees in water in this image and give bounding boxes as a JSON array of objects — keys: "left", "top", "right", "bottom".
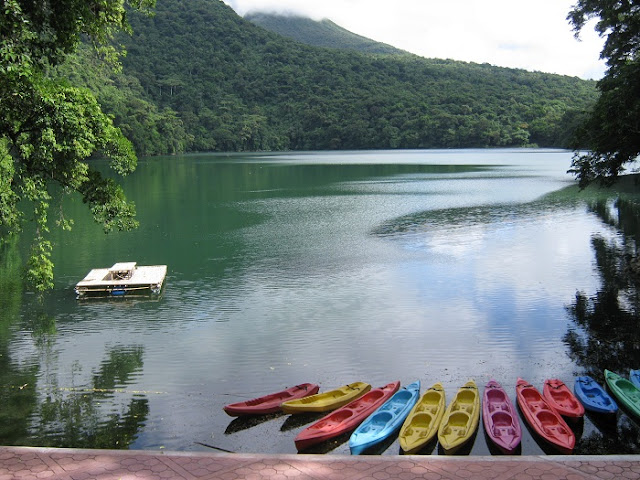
[
  {"left": 565, "top": 198, "right": 640, "bottom": 454},
  {"left": 0, "top": 240, "right": 149, "bottom": 447},
  {"left": 0, "top": 237, "right": 39, "bottom": 444},
  {"left": 33, "top": 345, "right": 149, "bottom": 449}
]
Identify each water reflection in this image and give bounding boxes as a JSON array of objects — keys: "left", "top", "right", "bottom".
[
  {"left": 0, "top": 238, "right": 38, "bottom": 444},
  {"left": 565, "top": 198, "right": 640, "bottom": 454},
  {"left": 0, "top": 241, "right": 149, "bottom": 448},
  {"left": 31, "top": 344, "right": 149, "bottom": 448}
]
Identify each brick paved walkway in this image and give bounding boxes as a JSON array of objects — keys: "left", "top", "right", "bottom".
[{"left": 1, "top": 446, "right": 640, "bottom": 480}]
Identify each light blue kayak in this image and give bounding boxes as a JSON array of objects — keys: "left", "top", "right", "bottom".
[
  {"left": 630, "top": 370, "right": 640, "bottom": 390},
  {"left": 574, "top": 375, "right": 618, "bottom": 414},
  {"left": 349, "top": 380, "right": 420, "bottom": 455}
]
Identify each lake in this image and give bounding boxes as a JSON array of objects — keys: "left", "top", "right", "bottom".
[{"left": 1, "top": 148, "right": 640, "bottom": 455}]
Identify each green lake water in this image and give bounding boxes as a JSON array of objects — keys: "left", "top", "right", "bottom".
[{"left": 2, "top": 148, "right": 640, "bottom": 455}]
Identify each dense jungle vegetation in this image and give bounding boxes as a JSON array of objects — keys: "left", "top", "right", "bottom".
[
  {"left": 244, "top": 12, "right": 407, "bottom": 55},
  {"left": 65, "top": 0, "right": 598, "bottom": 155}
]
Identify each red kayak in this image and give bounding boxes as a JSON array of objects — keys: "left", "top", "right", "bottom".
[
  {"left": 223, "top": 383, "right": 319, "bottom": 416},
  {"left": 294, "top": 381, "right": 400, "bottom": 451},
  {"left": 482, "top": 379, "right": 521, "bottom": 454},
  {"left": 515, "top": 378, "right": 575, "bottom": 454},
  {"left": 543, "top": 379, "right": 585, "bottom": 418}
]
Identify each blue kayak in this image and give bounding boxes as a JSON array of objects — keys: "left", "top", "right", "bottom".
[
  {"left": 630, "top": 370, "right": 640, "bottom": 390},
  {"left": 349, "top": 380, "right": 420, "bottom": 455},
  {"left": 574, "top": 376, "right": 618, "bottom": 414}
]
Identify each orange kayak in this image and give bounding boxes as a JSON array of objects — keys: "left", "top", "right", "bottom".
[
  {"left": 515, "top": 378, "right": 575, "bottom": 454},
  {"left": 543, "top": 379, "right": 585, "bottom": 418}
]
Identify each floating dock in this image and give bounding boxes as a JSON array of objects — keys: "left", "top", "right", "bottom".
[{"left": 75, "top": 262, "right": 167, "bottom": 297}]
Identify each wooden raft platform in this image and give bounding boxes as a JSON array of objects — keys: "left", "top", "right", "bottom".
[{"left": 75, "top": 262, "right": 167, "bottom": 297}]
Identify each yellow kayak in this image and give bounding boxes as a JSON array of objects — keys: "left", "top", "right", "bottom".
[
  {"left": 437, "top": 380, "right": 480, "bottom": 454},
  {"left": 281, "top": 382, "right": 371, "bottom": 413},
  {"left": 399, "top": 382, "right": 446, "bottom": 454}
]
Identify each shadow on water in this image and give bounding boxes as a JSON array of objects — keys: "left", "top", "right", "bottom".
[
  {"left": 224, "top": 412, "right": 284, "bottom": 434},
  {"left": 564, "top": 197, "right": 640, "bottom": 454},
  {"left": 280, "top": 412, "right": 325, "bottom": 432},
  {"left": 298, "top": 431, "right": 352, "bottom": 454}
]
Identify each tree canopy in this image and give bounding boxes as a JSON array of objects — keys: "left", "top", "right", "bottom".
[
  {"left": 568, "top": 0, "right": 640, "bottom": 187},
  {"left": 0, "top": 0, "right": 154, "bottom": 290},
  {"left": 101, "top": 0, "right": 597, "bottom": 154}
]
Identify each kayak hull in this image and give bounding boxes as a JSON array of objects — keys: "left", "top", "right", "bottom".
[
  {"left": 399, "top": 382, "right": 446, "bottom": 454},
  {"left": 515, "top": 378, "right": 575, "bottom": 454},
  {"left": 281, "top": 382, "right": 371, "bottom": 414},
  {"left": 294, "top": 381, "right": 400, "bottom": 451},
  {"left": 630, "top": 370, "right": 640, "bottom": 390},
  {"left": 543, "top": 379, "right": 585, "bottom": 418},
  {"left": 574, "top": 376, "right": 617, "bottom": 414},
  {"left": 437, "top": 380, "right": 480, "bottom": 454},
  {"left": 605, "top": 370, "right": 640, "bottom": 419},
  {"left": 223, "top": 383, "right": 319, "bottom": 416},
  {"left": 482, "top": 380, "right": 521, "bottom": 454},
  {"left": 349, "top": 381, "right": 421, "bottom": 455}
]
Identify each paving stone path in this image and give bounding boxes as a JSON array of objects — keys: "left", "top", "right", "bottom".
[{"left": 2, "top": 446, "right": 640, "bottom": 480}]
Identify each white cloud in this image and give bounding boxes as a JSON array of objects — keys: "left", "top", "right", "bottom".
[{"left": 222, "top": 0, "right": 606, "bottom": 79}]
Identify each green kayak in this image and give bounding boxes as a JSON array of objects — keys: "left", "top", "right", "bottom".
[{"left": 604, "top": 370, "right": 640, "bottom": 418}]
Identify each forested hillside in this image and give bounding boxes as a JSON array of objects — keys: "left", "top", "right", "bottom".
[
  {"left": 67, "top": 0, "right": 598, "bottom": 154},
  {"left": 244, "top": 13, "right": 407, "bottom": 55}
]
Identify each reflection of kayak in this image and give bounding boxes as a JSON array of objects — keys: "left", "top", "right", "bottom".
[
  {"left": 515, "top": 378, "right": 575, "bottom": 454},
  {"left": 482, "top": 380, "right": 521, "bottom": 454},
  {"left": 223, "top": 383, "right": 319, "bottom": 416},
  {"left": 281, "top": 382, "right": 371, "bottom": 413},
  {"left": 399, "top": 382, "right": 445, "bottom": 454},
  {"left": 349, "top": 381, "right": 420, "bottom": 455},
  {"left": 574, "top": 376, "right": 617, "bottom": 414},
  {"left": 543, "top": 379, "right": 585, "bottom": 418},
  {"left": 437, "top": 380, "right": 480, "bottom": 454},
  {"left": 605, "top": 370, "right": 640, "bottom": 419},
  {"left": 294, "top": 381, "right": 400, "bottom": 451}
]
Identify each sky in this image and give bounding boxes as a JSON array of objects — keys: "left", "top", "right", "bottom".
[{"left": 221, "top": 0, "right": 606, "bottom": 80}]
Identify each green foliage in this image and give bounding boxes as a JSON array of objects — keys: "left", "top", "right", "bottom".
[
  {"left": 245, "top": 13, "right": 407, "bottom": 55},
  {"left": 568, "top": 0, "right": 640, "bottom": 187},
  {"left": 56, "top": 44, "right": 193, "bottom": 156},
  {"left": 116, "top": 0, "right": 597, "bottom": 154},
  {"left": 0, "top": 0, "right": 155, "bottom": 291}
]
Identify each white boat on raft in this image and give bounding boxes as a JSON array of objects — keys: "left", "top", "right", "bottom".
[{"left": 75, "top": 262, "right": 167, "bottom": 297}]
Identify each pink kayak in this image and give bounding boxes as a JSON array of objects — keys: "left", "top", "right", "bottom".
[
  {"left": 482, "top": 380, "right": 521, "bottom": 454},
  {"left": 223, "top": 383, "right": 319, "bottom": 416}
]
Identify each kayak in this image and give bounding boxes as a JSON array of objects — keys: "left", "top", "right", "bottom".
[
  {"left": 437, "top": 380, "right": 480, "bottom": 454},
  {"left": 398, "top": 382, "right": 445, "bottom": 454},
  {"left": 281, "top": 382, "right": 371, "bottom": 414},
  {"left": 349, "top": 380, "right": 420, "bottom": 455},
  {"left": 543, "top": 379, "right": 585, "bottom": 418},
  {"left": 574, "top": 376, "right": 617, "bottom": 414},
  {"left": 223, "top": 383, "right": 319, "bottom": 416},
  {"left": 605, "top": 370, "right": 640, "bottom": 419},
  {"left": 294, "top": 381, "right": 400, "bottom": 451},
  {"left": 482, "top": 379, "right": 521, "bottom": 454},
  {"left": 630, "top": 370, "right": 640, "bottom": 390},
  {"left": 515, "top": 378, "right": 575, "bottom": 454}
]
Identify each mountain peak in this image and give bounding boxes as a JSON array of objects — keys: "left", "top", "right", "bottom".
[{"left": 245, "top": 12, "right": 408, "bottom": 56}]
